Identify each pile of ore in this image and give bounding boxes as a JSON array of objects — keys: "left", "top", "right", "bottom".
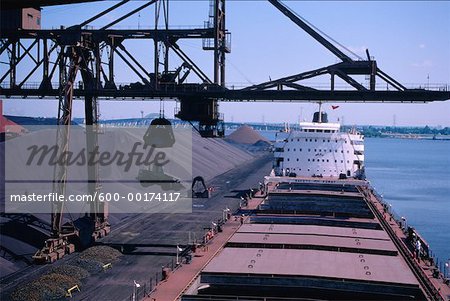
[
  {"left": 11, "top": 273, "right": 81, "bottom": 301},
  {"left": 226, "top": 125, "right": 269, "bottom": 145},
  {"left": 78, "top": 245, "right": 122, "bottom": 264},
  {"left": 11, "top": 246, "right": 121, "bottom": 301}
]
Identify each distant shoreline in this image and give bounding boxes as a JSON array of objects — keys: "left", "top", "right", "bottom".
[{"left": 376, "top": 135, "right": 450, "bottom": 141}]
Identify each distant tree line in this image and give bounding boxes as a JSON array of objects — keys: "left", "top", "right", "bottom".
[{"left": 342, "top": 125, "right": 450, "bottom": 137}]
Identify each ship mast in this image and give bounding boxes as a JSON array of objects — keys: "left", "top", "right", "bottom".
[{"left": 318, "top": 101, "right": 322, "bottom": 123}]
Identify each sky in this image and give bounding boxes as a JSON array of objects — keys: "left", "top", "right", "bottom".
[{"left": 2, "top": 0, "right": 450, "bottom": 126}]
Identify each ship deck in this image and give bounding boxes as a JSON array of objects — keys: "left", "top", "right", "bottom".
[{"left": 146, "top": 176, "right": 450, "bottom": 301}]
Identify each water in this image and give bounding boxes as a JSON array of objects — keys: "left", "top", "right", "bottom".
[
  {"left": 365, "top": 138, "right": 450, "bottom": 263},
  {"left": 251, "top": 130, "right": 450, "bottom": 262}
]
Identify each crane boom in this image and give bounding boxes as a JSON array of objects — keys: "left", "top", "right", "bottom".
[{"left": 268, "top": 0, "right": 353, "bottom": 62}]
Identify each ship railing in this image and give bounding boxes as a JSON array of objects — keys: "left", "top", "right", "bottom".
[{"left": 371, "top": 187, "right": 450, "bottom": 283}]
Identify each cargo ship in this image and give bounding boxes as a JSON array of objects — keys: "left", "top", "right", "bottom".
[{"left": 172, "top": 109, "right": 450, "bottom": 301}]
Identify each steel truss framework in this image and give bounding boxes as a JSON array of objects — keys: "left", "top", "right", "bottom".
[{"left": 1, "top": 1, "right": 449, "bottom": 104}]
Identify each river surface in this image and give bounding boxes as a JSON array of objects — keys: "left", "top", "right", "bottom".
[{"left": 365, "top": 137, "right": 450, "bottom": 263}]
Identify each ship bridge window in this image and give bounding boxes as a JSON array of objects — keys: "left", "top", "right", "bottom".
[
  {"left": 325, "top": 130, "right": 331, "bottom": 133},
  {"left": 317, "top": 130, "right": 323, "bottom": 133},
  {"left": 308, "top": 129, "right": 314, "bottom": 132},
  {"left": 354, "top": 151, "right": 364, "bottom": 155}
]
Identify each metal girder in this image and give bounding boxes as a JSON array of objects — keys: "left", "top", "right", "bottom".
[
  {"left": 169, "top": 42, "right": 213, "bottom": 84},
  {"left": 268, "top": 0, "right": 353, "bottom": 62},
  {"left": 0, "top": 39, "right": 38, "bottom": 83},
  {"left": 377, "top": 68, "right": 407, "bottom": 91},
  {"left": 18, "top": 43, "right": 58, "bottom": 88},
  {"left": 242, "top": 65, "right": 330, "bottom": 91},
  {"left": 241, "top": 60, "right": 407, "bottom": 94},
  {"left": 1, "top": 86, "right": 448, "bottom": 102},
  {"left": 78, "top": 0, "right": 130, "bottom": 28},
  {"left": 114, "top": 46, "right": 151, "bottom": 85},
  {"left": 100, "top": 0, "right": 158, "bottom": 30},
  {"left": 334, "top": 69, "right": 368, "bottom": 92},
  {"left": 0, "top": 28, "right": 215, "bottom": 40},
  {"left": 0, "top": 39, "right": 11, "bottom": 55},
  {"left": 282, "top": 82, "right": 317, "bottom": 91}
]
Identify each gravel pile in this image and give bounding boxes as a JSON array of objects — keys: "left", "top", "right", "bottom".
[{"left": 11, "top": 273, "right": 80, "bottom": 301}]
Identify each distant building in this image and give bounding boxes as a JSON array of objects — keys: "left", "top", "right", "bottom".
[{"left": 1, "top": 7, "right": 41, "bottom": 30}]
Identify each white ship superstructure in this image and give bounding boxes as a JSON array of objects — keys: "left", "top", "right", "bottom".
[{"left": 273, "top": 111, "right": 364, "bottom": 179}]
